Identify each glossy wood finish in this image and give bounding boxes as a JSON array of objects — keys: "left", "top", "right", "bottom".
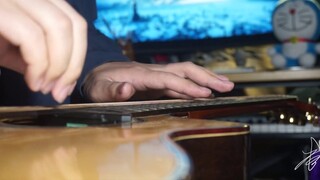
[
  {"left": 177, "top": 134, "right": 248, "bottom": 180},
  {"left": 0, "top": 95, "right": 318, "bottom": 179},
  {"left": 0, "top": 113, "right": 249, "bottom": 180}
]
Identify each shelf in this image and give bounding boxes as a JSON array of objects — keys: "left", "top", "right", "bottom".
[{"left": 222, "top": 68, "right": 320, "bottom": 88}]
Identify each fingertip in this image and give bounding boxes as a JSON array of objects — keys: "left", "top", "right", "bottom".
[
  {"left": 25, "top": 76, "right": 44, "bottom": 92},
  {"left": 52, "top": 82, "right": 76, "bottom": 103},
  {"left": 199, "top": 87, "right": 212, "bottom": 94},
  {"left": 67, "top": 82, "right": 77, "bottom": 96},
  {"left": 41, "top": 81, "right": 55, "bottom": 94},
  {"left": 220, "top": 81, "right": 235, "bottom": 92},
  {"left": 115, "top": 82, "right": 135, "bottom": 101},
  {"left": 24, "top": 59, "right": 48, "bottom": 92},
  {"left": 226, "top": 81, "right": 235, "bottom": 90}
]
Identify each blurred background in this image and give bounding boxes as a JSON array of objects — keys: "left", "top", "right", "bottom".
[{"left": 95, "top": 1, "right": 320, "bottom": 180}]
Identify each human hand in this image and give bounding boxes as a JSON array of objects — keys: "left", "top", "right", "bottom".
[
  {"left": 0, "top": 0, "right": 87, "bottom": 103},
  {"left": 83, "top": 62, "right": 234, "bottom": 102}
]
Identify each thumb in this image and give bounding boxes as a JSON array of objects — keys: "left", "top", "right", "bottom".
[{"left": 86, "top": 80, "right": 136, "bottom": 102}]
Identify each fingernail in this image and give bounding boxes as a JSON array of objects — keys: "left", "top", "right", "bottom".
[
  {"left": 67, "top": 82, "right": 77, "bottom": 96},
  {"left": 33, "top": 78, "right": 44, "bottom": 92},
  {"left": 55, "top": 86, "right": 69, "bottom": 103},
  {"left": 200, "top": 87, "right": 212, "bottom": 94},
  {"left": 217, "top": 75, "right": 230, "bottom": 81},
  {"left": 41, "top": 82, "right": 55, "bottom": 94}
]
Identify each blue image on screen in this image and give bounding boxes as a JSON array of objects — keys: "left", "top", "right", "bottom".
[{"left": 95, "top": 0, "right": 278, "bottom": 44}]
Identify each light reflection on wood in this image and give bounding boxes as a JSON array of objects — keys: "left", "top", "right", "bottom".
[{"left": 0, "top": 113, "right": 248, "bottom": 179}]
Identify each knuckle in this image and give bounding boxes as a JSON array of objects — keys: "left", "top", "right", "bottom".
[
  {"left": 46, "top": 71, "right": 62, "bottom": 80},
  {"left": 53, "top": 15, "right": 72, "bottom": 32},
  {"left": 16, "top": 24, "right": 48, "bottom": 66},
  {"left": 23, "top": 25, "right": 44, "bottom": 44},
  {"left": 74, "top": 15, "right": 87, "bottom": 31},
  {"left": 182, "top": 61, "right": 195, "bottom": 68},
  {"left": 131, "top": 65, "right": 148, "bottom": 73}
]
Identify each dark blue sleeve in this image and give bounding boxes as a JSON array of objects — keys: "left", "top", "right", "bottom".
[{"left": 68, "top": 0, "right": 129, "bottom": 103}]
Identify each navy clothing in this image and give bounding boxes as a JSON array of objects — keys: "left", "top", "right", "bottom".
[{"left": 0, "top": 0, "right": 128, "bottom": 106}]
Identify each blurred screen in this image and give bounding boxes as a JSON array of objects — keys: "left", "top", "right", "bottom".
[{"left": 95, "top": 0, "right": 278, "bottom": 43}]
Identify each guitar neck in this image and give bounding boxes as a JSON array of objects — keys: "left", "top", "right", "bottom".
[{"left": 0, "top": 94, "right": 316, "bottom": 128}]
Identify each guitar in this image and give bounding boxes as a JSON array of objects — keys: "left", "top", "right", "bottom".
[{"left": 0, "top": 95, "right": 317, "bottom": 180}]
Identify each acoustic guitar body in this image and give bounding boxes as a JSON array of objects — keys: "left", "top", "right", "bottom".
[
  {"left": 0, "top": 95, "right": 312, "bottom": 180},
  {"left": 0, "top": 114, "right": 248, "bottom": 180}
]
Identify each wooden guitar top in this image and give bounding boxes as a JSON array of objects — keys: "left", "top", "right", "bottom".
[
  {"left": 0, "top": 115, "right": 248, "bottom": 180},
  {"left": 0, "top": 95, "right": 306, "bottom": 179}
]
